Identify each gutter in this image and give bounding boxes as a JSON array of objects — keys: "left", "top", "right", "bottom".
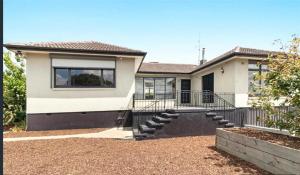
[{"left": 136, "top": 53, "right": 147, "bottom": 73}]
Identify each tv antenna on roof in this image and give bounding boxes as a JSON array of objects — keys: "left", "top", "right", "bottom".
[{"left": 198, "top": 33, "right": 201, "bottom": 65}]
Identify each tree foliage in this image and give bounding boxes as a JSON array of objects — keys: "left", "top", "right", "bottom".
[
  {"left": 253, "top": 36, "right": 300, "bottom": 135},
  {"left": 3, "top": 52, "right": 26, "bottom": 126}
]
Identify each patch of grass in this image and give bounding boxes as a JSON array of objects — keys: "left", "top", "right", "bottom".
[{"left": 10, "top": 121, "right": 26, "bottom": 132}]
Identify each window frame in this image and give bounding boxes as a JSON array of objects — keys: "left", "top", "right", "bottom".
[
  {"left": 135, "top": 77, "right": 176, "bottom": 100},
  {"left": 248, "top": 60, "right": 268, "bottom": 96},
  {"left": 53, "top": 67, "right": 116, "bottom": 88}
]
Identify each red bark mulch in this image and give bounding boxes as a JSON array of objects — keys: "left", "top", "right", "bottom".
[
  {"left": 4, "top": 136, "right": 270, "bottom": 175},
  {"left": 226, "top": 128, "right": 300, "bottom": 150},
  {"left": 3, "top": 128, "right": 108, "bottom": 138}
]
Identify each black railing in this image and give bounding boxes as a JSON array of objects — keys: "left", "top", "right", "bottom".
[
  {"left": 132, "top": 91, "right": 240, "bottom": 129},
  {"left": 132, "top": 99, "right": 160, "bottom": 131},
  {"left": 215, "top": 92, "right": 235, "bottom": 106},
  {"left": 133, "top": 90, "right": 235, "bottom": 111}
]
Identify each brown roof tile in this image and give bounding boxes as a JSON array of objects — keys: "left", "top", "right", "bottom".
[
  {"left": 4, "top": 41, "right": 146, "bottom": 56},
  {"left": 139, "top": 62, "right": 197, "bottom": 74}
]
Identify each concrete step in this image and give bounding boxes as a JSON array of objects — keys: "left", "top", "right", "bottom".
[
  {"left": 152, "top": 116, "right": 172, "bottom": 123},
  {"left": 218, "top": 119, "right": 229, "bottom": 124},
  {"left": 134, "top": 133, "right": 155, "bottom": 140},
  {"left": 139, "top": 124, "right": 156, "bottom": 134},
  {"left": 161, "top": 113, "right": 179, "bottom": 119},
  {"left": 225, "top": 123, "right": 235, "bottom": 128},
  {"left": 146, "top": 120, "right": 164, "bottom": 129},
  {"left": 212, "top": 115, "right": 224, "bottom": 121},
  {"left": 166, "top": 109, "right": 176, "bottom": 114},
  {"left": 206, "top": 112, "right": 217, "bottom": 117}
]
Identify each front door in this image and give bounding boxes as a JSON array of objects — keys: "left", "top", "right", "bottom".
[
  {"left": 181, "top": 79, "right": 191, "bottom": 103},
  {"left": 202, "top": 73, "right": 214, "bottom": 103}
]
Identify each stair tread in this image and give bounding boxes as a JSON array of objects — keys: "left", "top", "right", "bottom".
[
  {"left": 225, "top": 123, "right": 235, "bottom": 128},
  {"left": 139, "top": 124, "right": 156, "bottom": 132},
  {"left": 153, "top": 116, "right": 172, "bottom": 123},
  {"left": 166, "top": 109, "right": 176, "bottom": 114},
  {"left": 134, "top": 133, "right": 155, "bottom": 140},
  {"left": 218, "top": 119, "right": 229, "bottom": 124},
  {"left": 161, "top": 113, "right": 180, "bottom": 118},
  {"left": 146, "top": 120, "right": 164, "bottom": 128},
  {"left": 212, "top": 116, "right": 224, "bottom": 120},
  {"left": 147, "top": 120, "right": 164, "bottom": 125},
  {"left": 206, "top": 112, "right": 217, "bottom": 117}
]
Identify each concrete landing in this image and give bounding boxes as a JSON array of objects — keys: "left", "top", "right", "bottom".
[{"left": 4, "top": 127, "right": 133, "bottom": 142}]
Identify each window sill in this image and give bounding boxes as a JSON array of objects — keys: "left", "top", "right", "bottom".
[{"left": 52, "top": 87, "right": 116, "bottom": 91}]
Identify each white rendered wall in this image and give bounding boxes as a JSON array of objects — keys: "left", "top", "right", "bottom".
[
  {"left": 191, "top": 58, "right": 250, "bottom": 107},
  {"left": 26, "top": 53, "right": 142, "bottom": 113}
]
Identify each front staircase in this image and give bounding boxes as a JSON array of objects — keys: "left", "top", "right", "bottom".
[
  {"left": 206, "top": 112, "right": 235, "bottom": 128},
  {"left": 134, "top": 109, "right": 179, "bottom": 140},
  {"left": 134, "top": 110, "right": 237, "bottom": 140},
  {"left": 132, "top": 91, "right": 239, "bottom": 140}
]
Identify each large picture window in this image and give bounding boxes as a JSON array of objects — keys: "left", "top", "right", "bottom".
[
  {"left": 135, "top": 77, "right": 176, "bottom": 99},
  {"left": 54, "top": 67, "right": 115, "bottom": 88}
]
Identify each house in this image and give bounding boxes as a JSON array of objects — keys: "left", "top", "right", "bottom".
[{"left": 4, "top": 41, "right": 273, "bottom": 131}]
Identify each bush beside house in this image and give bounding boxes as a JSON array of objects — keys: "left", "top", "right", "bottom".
[
  {"left": 253, "top": 36, "right": 300, "bottom": 135},
  {"left": 3, "top": 52, "right": 26, "bottom": 131}
]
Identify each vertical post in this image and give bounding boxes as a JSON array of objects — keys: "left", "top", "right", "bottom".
[
  {"left": 177, "top": 91, "right": 179, "bottom": 109},
  {"left": 241, "top": 108, "right": 245, "bottom": 127},
  {"left": 223, "top": 100, "right": 226, "bottom": 119},
  {"left": 164, "top": 92, "right": 166, "bottom": 109},
  {"left": 154, "top": 100, "right": 157, "bottom": 116},
  {"left": 132, "top": 93, "right": 135, "bottom": 108}
]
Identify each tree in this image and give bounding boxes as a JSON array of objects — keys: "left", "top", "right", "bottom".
[
  {"left": 3, "top": 52, "right": 26, "bottom": 126},
  {"left": 253, "top": 36, "right": 300, "bottom": 135}
]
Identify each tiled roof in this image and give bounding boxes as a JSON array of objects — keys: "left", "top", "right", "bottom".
[
  {"left": 235, "top": 46, "right": 277, "bottom": 55},
  {"left": 139, "top": 62, "right": 197, "bottom": 74},
  {"left": 191, "top": 46, "right": 277, "bottom": 73},
  {"left": 4, "top": 41, "right": 146, "bottom": 56}
]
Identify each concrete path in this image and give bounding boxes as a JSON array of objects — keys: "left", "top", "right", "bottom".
[{"left": 4, "top": 128, "right": 133, "bottom": 142}]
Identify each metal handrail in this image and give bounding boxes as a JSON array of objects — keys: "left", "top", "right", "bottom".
[{"left": 132, "top": 91, "right": 240, "bottom": 130}]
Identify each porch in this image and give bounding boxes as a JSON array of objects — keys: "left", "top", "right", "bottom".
[
  {"left": 132, "top": 90, "right": 235, "bottom": 111},
  {"left": 131, "top": 91, "right": 241, "bottom": 140}
]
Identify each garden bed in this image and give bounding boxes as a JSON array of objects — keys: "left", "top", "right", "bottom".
[
  {"left": 228, "top": 128, "right": 300, "bottom": 149},
  {"left": 216, "top": 128, "right": 300, "bottom": 175},
  {"left": 3, "top": 128, "right": 108, "bottom": 138}
]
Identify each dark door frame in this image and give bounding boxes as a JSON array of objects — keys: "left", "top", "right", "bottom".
[
  {"left": 181, "top": 79, "right": 191, "bottom": 104},
  {"left": 202, "top": 73, "right": 214, "bottom": 103}
]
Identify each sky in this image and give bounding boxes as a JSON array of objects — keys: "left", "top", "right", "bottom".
[{"left": 4, "top": 0, "right": 300, "bottom": 64}]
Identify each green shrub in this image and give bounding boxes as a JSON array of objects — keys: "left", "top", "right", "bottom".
[{"left": 3, "top": 52, "right": 26, "bottom": 127}]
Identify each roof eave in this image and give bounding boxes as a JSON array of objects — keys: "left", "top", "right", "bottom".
[
  {"left": 4, "top": 44, "right": 147, "bottom": 57},
  {"left": 190, "top": 52, "right": 269, "bottom": 74}
]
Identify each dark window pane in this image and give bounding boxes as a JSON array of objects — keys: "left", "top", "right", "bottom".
[
  {"left": 55, "top": 68, "right": 69, "bottom": 86},
  {"left": 71, "top": 69, "right": 101, "bottom": 87},
  {"left": 103, "top": 70, "right": 115, "bottom": 87}
]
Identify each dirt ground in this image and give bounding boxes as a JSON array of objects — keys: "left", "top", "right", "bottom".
[
  {"left": 4, "top": 136, "right": 269, "bottom": 175},
  {"left": 3, "top": 128, "right": 108, "bottom": 138},
  {"left": 227, "top": 128, "right": 300, "bottom": 150}
]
